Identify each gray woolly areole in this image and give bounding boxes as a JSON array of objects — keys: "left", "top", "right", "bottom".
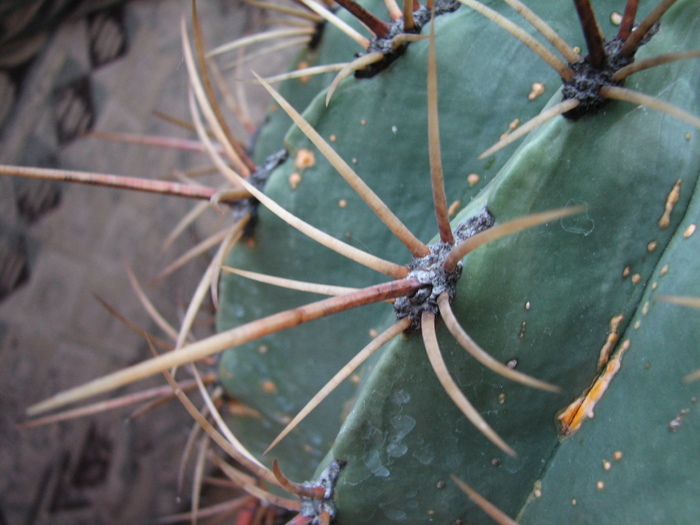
[
  {"left": 394, "top": 207, "right": 494, "bottom": 331},
  {"left": 355, "top": 0, "right": 461, "bottom": 79},
  {"left": 562, "top": 24, "right": 658, "bottom": 119},
  {"left": 299, "top": 459, "right": 345, "bottom": 522}
]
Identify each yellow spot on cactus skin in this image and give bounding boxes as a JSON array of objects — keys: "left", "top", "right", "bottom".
[
  {"left": 572, "top": 499, "right": 577, "bottom": 506},
  {"left": 360, "top": 119, "right": 366, "bottom": 125},
  {"left": 289, "top": 172, "right": 302, "bottom": 189},
  {"left": 295, "top": 148, "right": 316, "bottom": 169},
  {"left": 613, "top": 451, "right": 623, "bottom": 461},
  {"left": 519, "top": 321, "right": 526, "bottom": 338},
  {"left": 368, "top": 328, "right": 378, "bottom": 338},
  {"left": 525, "top": 301, "right": 531, "bottom": 310},
  {"left": 610, "top": 11, "right": 622, "bottom": 25},
  {"left": 258, "top": 345, "right": 269, "bottom": 354},
  {"left": 558, "top": 340, "right": 630, "bottom": 436},
  {"left": 448, "top": 200, "right": 460, "bottom": 217},
  {"left": 297, "top": 61, "right": 311, "bottom": 83},
  {"left": 659, "top": 179, "right": 682, "bottom": 229},
  {"left": 597, "top": 314, "right": 624, "bottom": 370},
  {"left": 686, "top": 132, "right": 691, "bottom": 141},
  {"left": 683, "top": 224, "right": 696, "bottom": 238},
  {"left": 573, "top": 46, "right": 581, "bottom": 54},
  {"left": 603, "top": 460, "right": 612, "bottom": 471},
  {"left": 533, "top": 481, "right": 542, "bottom": 499},
  {"left": 647, "top": 240, "right": 658, "bottom": 252},
  {"left": 622, "top": 266, "right": 631, "bottom": 278},
  {"left": 642, "top": 301, "right": 649, "bottom": 315},
  {"left": 499, "top": 120, "right": 520, "bottom": 140},
  {"left": 498, "top": 393, "right": 506, "bottom": 404},
  {"left": 660, "top": 264, "right": 669, "bottom": 276},
  {"left": 351, "top": 157, "right": 358, "bottom": 164},
  {"left": 338, "top": 199, "right": 347, "bottom": 208},
  {"left": 597, "top": 481, "right": 605, "bottom": 491},
  {"left": 634, "top": 320, "right": 641, "bottom": 329},
  {"left": 467, "top": 173, "right": 480, "bottom": 186},
  {"left": 436, "top": 480, "right": 446, "bottom": 489},
  {"left": 262, "top": 380, "right": 277, "bottom": 393},
  {"left": 651, "top": 281, "right": 658, "bottom": 290},
  {"left": 329, "top": 134, "right": 337, "bottom": 142},
  {"left": 528, "top": 82, "right": 546, "bottom": 100},
  {"left": 226, "top": 400, "right": 262, "bottom": 419},
  {"left": 349, "top": 374, "right": 361, "bottom": 385},
  {"left": 631, "top": 273, "right": 642, "bottom": 284}
]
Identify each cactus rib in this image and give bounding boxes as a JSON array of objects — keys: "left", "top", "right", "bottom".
[
  {"left": 254, "top": 72, "right": 430, "bottom": 257},
  {"left": 422, "top": 307, "right": 516, "bottom": 455},
  {"left": 472, "top": 0, "right": 700, "bottom": 158}
]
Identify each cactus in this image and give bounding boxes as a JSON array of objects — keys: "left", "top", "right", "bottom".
[
  {"left": 3, "top": 0, "right": 700, "bottom": 523},
  {"left": 217, "top": 1, "right": 700, "bottom": 522}
]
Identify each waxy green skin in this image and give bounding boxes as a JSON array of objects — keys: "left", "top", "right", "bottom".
[
  {"left": 218, "top": 0, "right": 700, "bottom": 522},
  {"left": 518, "top": 183, "right": 700, "bottom": 523},
  {"left": 220, "top": 0, "right": 571, "bottom": 479}
]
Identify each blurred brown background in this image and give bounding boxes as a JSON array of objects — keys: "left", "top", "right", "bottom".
[{"left": 0, "top": 1, "right": 292, "bottom": 522}]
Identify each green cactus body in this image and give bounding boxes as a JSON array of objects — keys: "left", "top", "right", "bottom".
[
  {"left": 253, "top": 0, "right": 590, "bottom": 165},
  {"left": 517, "top": 181, "right": 700, "bottom": 523},
  {"left": 217, "top": 0, "right": 700, "bottom": 522},
  {"left": 251, "top": 1, "right": 370, "bottom": 164},
  {"left": 219, "top": 0, "right": 576, "bottom": 479}
]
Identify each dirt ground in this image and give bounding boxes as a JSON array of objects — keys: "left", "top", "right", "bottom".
[{"left": 0, "top": 1, "right": 293, "bottom": 522}]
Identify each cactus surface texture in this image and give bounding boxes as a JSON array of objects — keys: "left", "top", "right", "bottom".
[
  {"left": 218, "top": 0, "right": 700, "bottom": 523},
  {"left": 4, "top": 0, "right": 699, "bottom": 523}
]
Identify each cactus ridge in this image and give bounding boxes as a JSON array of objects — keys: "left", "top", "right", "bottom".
[
  {"left": 472, "top": 0, "right": 700, "bottom": 158},
  {"left": 16, "top": 0, "right": 568, "bottom": 475},
  {"left": 322, "top": 2, "right": 700, "bottom": 522},
  {"left": 245, "top": 50, "right": 576, "bottom": 462},
  {"left": 220, "top": 1, "right": 699, "bottom": 520},
  {"left": 19, "top": 5, "right": 585, "bottom": 514}
]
